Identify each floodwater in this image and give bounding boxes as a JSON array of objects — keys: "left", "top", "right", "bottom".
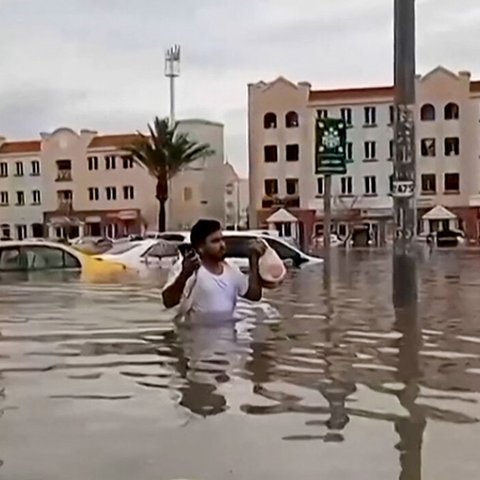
[{"left": 1, "top": 250, "right": 480, "bottom": 480}]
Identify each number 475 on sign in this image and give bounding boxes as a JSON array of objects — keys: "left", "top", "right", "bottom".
[{"left": 392, "top": 180, "right": 414, "bottom": 198}]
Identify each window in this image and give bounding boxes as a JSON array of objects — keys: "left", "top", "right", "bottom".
[
  {"left": 285, "top": 111, "right": 299, "bottom": 128},
  {"left": 346, "top": 142, "right": 353, "bottom": 162},
  {"left": 183, "top": 186, "right": 192, "bottom": 201},
  {"left": 88, "top": 187, "right": 99, "bottom": 201},
  {"left": 122, "top": 156, "right": 134, "bottom": 169},
  {"left": 264, "top": 145, "right": 278, "bottom": 163},
  {"left": 389, "top": 174, "right": 394, "bottom": 193},
  {"left": 264, "top": 113, "right": 277, "bottom": 129},
  {"left": 57, "top": 190, "right": 73, "bottom": 209},
  {"left": 264, "top": 179, "right": 278, "bottom": 196},
  {"left": 0, "top": 191, "right": 8, "bottom": 206},
  {"left": 340, "top": 176, "right": 353, "bottom": 195},
  {"left": 56, "top": 159, "right": 72, "bottom": 181},
  {"left": 317, "top": 177, "right": 324, "bottom": 196},
  {"left": 105, "top": 155, "right": 116, "bottom": 170},
  {"left": 32, "top": 190, "right": 41, "bottom": 205},
  {"left": 106, "top": 186, "right": 117, "bottom": 201},
  {"left": 31, "top": 223, "right": 43, "bottom": 238},
  {"left": 341, "top": 108, "right": 352, "bottom": 125},
  {"left": 421, "top": 174, "right": 436, "bottom": 194},
  {"left": 31, "top": 160, "right": 40, "bottom": 176},
  {"left": 364, "top": 106, "right": 376, "bottom": 126},
  {"left": 444, "top": 173, "right": 460, "bottom": 192},
  {"left": 0, "top": 224, "right": 11, "bottom": 239},
  {"left": 444, "top": 102, "right": 459, "bottom": 120},
  {"left": 15, "top": 162, "right": 24, "bottom": 177},
  {"left": 16, "top": 191, "right": 25, "bottom": 206},
  {"left": 123, "top": 185, "right": 134, "bottom": 200},
  {"left": 16, "top": 225, "right": 27, "bottom": 240},
  {"left": 22, "top": 246, "right": 81, "bottom": 270},
  {"left": 286, "top": 178, "right": 299, "bottom": 196},
  {"left": 364, "top": 141, "right": 377, "bottom": 160},
  {"left": 421, "top": 138, "right": 436, "bottom": 157},
  {"left": 389, "top": 105, "right": 395, "bottom": 125},
  {"left": 389, "top": 139, "right": 394, "bottom": 159},
  {"left": 317, "top": 109, "right": 328, "bottom": 119},
  {"left": 421, "top": 104, "right": 435, "bottom": 121},
  {"left": 0, "top": 162, "right": 7, "bottom": 177},
  {"left": 364, "top": 176, "right": 377, "bottom": 195},
  {"left": 286, "top": 144, "right": 299, "bottom": 162},
  {"left": 445, "top": 137, "right": 460, "bottom": 156},
  {"left": 87, "top": 156, "right": 98, "bottom": 170}
]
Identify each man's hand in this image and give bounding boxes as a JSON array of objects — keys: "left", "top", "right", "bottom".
[
  {"left": 181, "top": 250, "right": 200, "bottom": 278},
  {"left": 249, "top": 239, "right": 267, "bottom": 261}
]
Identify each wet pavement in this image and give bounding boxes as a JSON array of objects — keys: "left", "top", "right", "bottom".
[{"left": 1, "top": 250, "right": 480, "bottom": 479}]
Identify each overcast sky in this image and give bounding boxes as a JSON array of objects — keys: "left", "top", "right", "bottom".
[{"left": 1, "top": 0, "right": 480, "bottom": 175}]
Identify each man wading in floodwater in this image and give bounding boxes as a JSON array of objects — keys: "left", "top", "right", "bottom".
[{"left": 162, "top": 219, "right": 266, "bottom": 321}]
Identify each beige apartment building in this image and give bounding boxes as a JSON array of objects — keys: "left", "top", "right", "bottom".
[
  {"left": 0, "top": 119, "right": 232, "bottom": 239},
  {"left": 248, "top": 66, "right": 480, "bottom": 246}
]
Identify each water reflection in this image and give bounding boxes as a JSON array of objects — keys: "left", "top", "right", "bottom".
[{"left": 1, "top": 252, "right": 480, "bottom": 479}]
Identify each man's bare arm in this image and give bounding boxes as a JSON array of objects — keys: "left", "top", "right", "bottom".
[
  {"left": 243, "top": 257, "right": 263, "bottom": 301},
  {"left": 162, "top": 271, "right": 190, "bottom": 308}
]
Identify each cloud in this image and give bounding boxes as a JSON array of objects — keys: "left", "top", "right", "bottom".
[{"left": 1, "top": 0, "right": 479, "bottom": 176}]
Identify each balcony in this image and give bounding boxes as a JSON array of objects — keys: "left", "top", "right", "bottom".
[
  {"left": 261, "top": 195, "right": 299, "bottom": 209},
  {"left": 56, "top": 169, "right": 72, "bottom": 182},
  {"left": 57, "top": 198, "right": 73, "bottom": 212}
]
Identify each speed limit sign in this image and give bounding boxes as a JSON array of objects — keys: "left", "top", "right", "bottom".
[{"left": 392, "top": 180, "right": 414, "bottom": 198}]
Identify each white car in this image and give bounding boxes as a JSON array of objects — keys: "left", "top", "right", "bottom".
[
  {"left": 97, "top": 239, "right": 180, "bottom": 270},
  {"left": 153, "top": 230, "right": 323, "bottom": 270}
]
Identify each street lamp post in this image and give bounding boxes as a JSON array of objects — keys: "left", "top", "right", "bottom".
[{"left": 164, "top": 45, "right": 181, "bottom": 124}]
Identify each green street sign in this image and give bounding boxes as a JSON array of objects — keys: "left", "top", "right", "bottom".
[{"left": 315, "top": 117, "right": 347, "bottom": 175}]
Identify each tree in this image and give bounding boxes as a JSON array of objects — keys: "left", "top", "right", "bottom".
[{"left": 126, "top": 117, "right": 213, "bottom": 232}]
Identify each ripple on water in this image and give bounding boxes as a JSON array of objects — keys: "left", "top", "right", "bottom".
[{"left": 1, "top": 253, "right": 480, "bottom": 479}]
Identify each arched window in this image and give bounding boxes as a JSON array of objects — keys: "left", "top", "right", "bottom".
[
  {"left": 263, "top": 113, "right": 277, "bottom": 129},
  {"left": 285, "top": 111, "right": 299, "bottom": 128},
  {"left": 420, "top": 104, "right": 435, "bottom": 121},
  {"left": 444, "top": 102, "right": 459, "bottom": 120}
]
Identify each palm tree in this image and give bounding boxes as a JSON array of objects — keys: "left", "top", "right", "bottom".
[{"left": 126, "top": 117, "right": 213, "bottom": 232}]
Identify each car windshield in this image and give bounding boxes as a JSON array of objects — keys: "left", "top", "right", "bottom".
[{"left": 103, "top": 243, "right": 140, "bottom": 255}]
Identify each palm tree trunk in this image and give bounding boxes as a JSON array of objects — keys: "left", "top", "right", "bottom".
[
  {"left": 156, "top": 176, "right": 168, "bottom": 232},
  {"left": 158, "top": 199, "right": 167, "bottom": 232}
]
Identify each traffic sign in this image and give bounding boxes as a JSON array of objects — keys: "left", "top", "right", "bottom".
[{"left": 315, "top": 118, "right": 347, "bottom": 175}]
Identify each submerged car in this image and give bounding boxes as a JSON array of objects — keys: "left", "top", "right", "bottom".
[
  {"left": 0, "top": 240, "right": 128, "bottom": 277},
  {"left": 96, "top": 239, "right": 180, "bottom": 270},
  {"left": 153, "top": 231, "right": 324, "bottom": 270}
]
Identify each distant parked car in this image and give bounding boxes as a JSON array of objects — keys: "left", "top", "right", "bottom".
[{"left": 69, "top": 236, "right": 113, "bottom": 254}]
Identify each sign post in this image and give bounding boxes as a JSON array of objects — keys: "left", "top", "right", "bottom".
[{"left": 315, "top": 117, "right": 347, "bottom": 250}]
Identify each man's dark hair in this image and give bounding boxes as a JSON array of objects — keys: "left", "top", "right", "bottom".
[{"left": 190, "top": 219, "right": 222, "bottom": 248}]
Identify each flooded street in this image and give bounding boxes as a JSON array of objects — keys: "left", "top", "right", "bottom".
[{"left": 1, "top": 250, "right": 480, "bottom": 479}]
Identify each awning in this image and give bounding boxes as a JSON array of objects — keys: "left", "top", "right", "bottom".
[
  {"left": 118, "top": 210, "right": 138, "bottom": 221},
  {"left": 48, "top": 216, "right": 83, "bottom": 226},
  {"left": 422, "top": 205, "right": 457, "bottom": 221},
  {"left": 266, "top": 208, "right": 298, "bottom": 223},
  {"left": 85, "top": 216, "right": 102, "bottom": 223}
]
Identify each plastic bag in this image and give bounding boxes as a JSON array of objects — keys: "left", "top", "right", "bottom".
[{"left": 258, "top": 241, "right": 287, "bottom": 285}]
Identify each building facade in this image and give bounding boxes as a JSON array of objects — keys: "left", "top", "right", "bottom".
[
  {"left": 0, "top": 119, "right": 232, "bottom": 239},
  {"left": 248, "top": 66, "right": 480, "bottom": 246}
]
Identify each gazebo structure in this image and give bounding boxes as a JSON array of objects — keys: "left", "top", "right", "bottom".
[
  {"left": 421, "top": 205, "right": 458, "bottom": 234},
  {"left": 266, "top": 208, "right": 299, "bottom": 242}
]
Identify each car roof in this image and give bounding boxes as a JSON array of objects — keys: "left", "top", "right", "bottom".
[{"left": 0, "top": 240, "right": 83, "bottom": 257}]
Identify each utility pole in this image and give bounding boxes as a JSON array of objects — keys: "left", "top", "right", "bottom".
[
  {"left": 323, "top": 175, "right": 332, "bottom": 249},
  {"left": 392, "top": 0, "right": 416, "bottom": 256},
  {"left": 393, "top": 0, "right": 418, "bottom": 309},
  {"left": 165, "top": 45, "right": 181, "bottom": 124}
]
